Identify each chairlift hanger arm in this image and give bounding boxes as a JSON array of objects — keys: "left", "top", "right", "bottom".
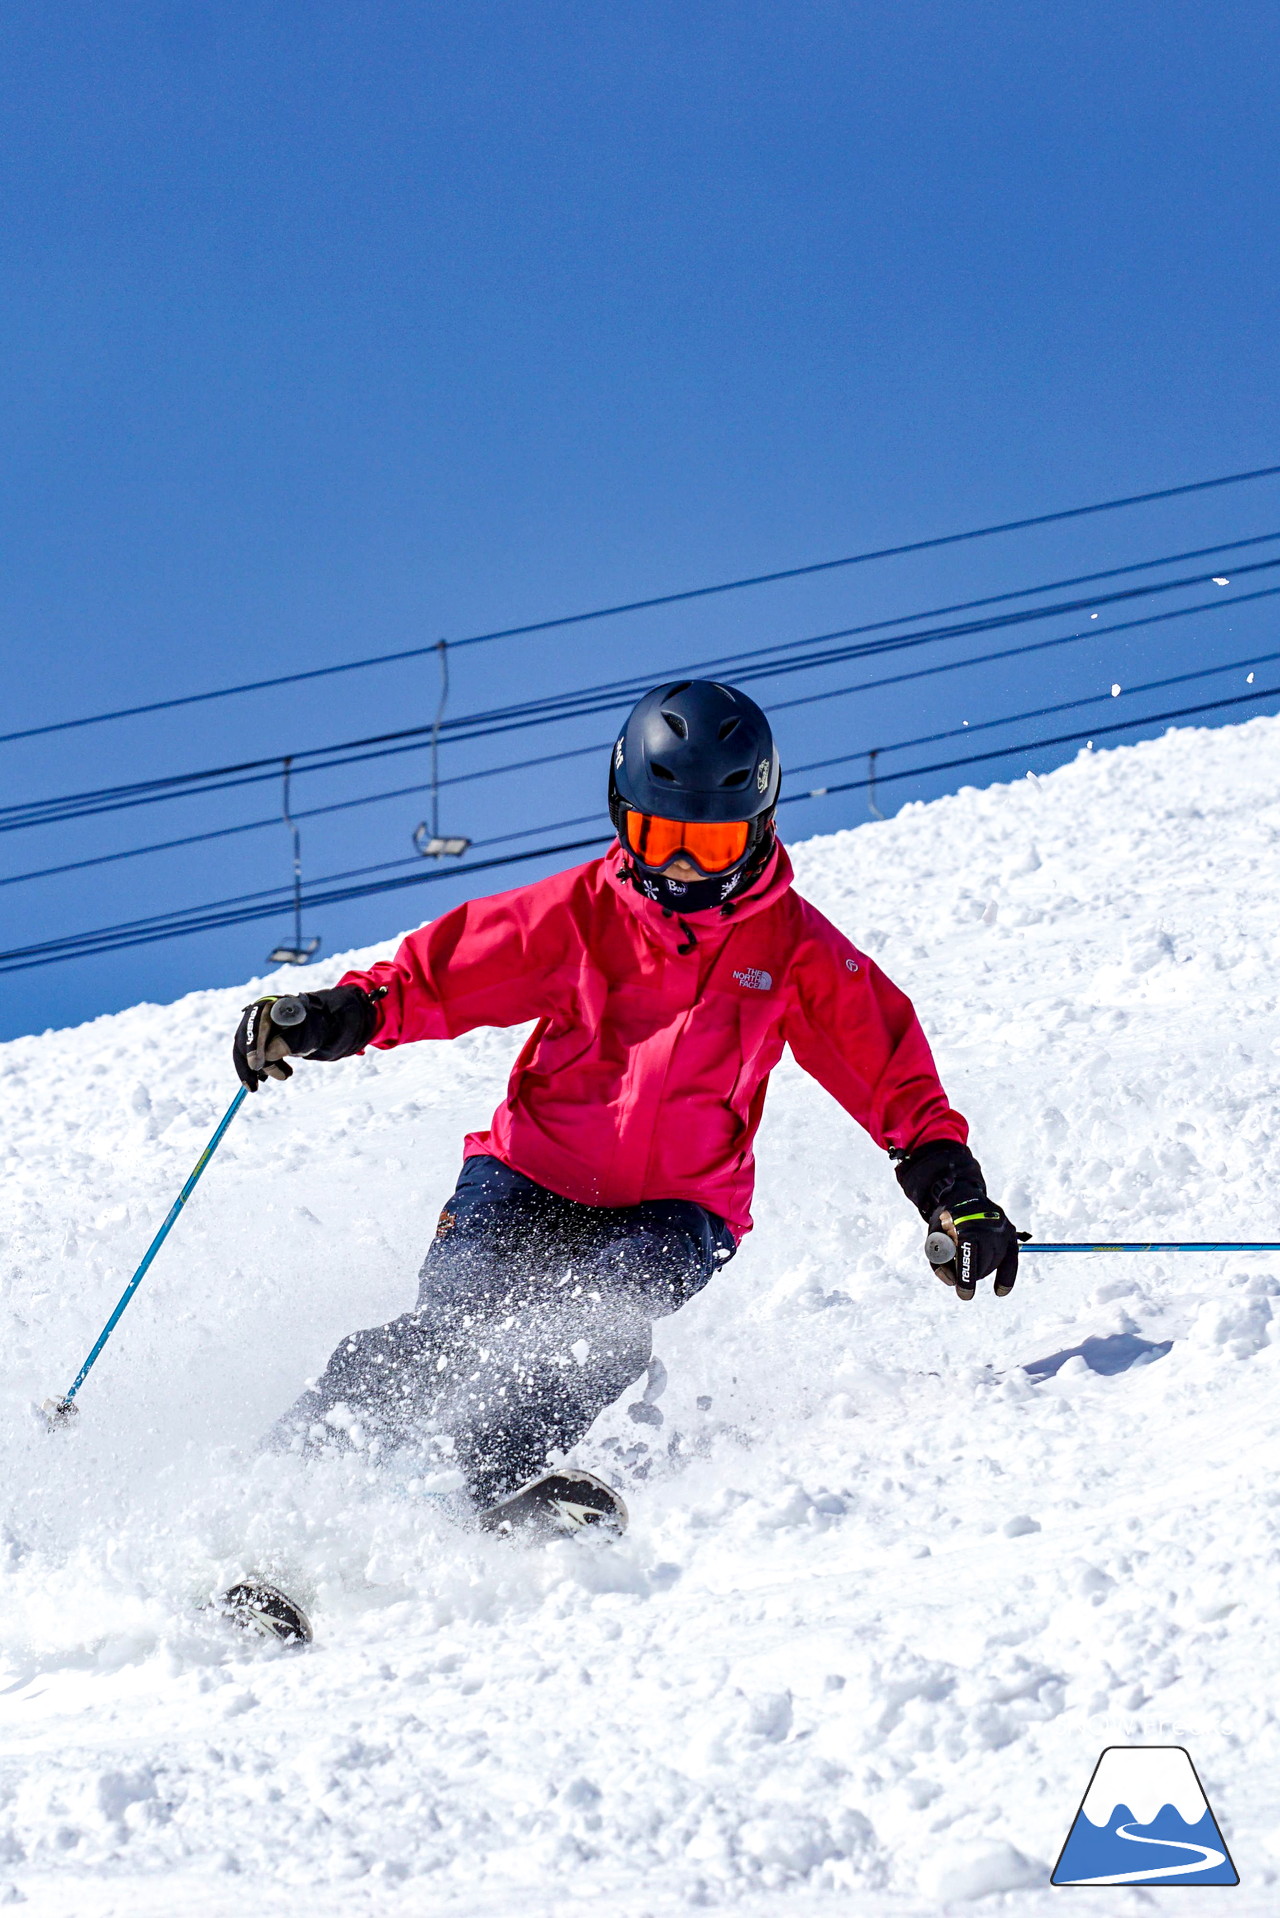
[{"left": 268, "top": 756, "right": 320, "bottom": 966}]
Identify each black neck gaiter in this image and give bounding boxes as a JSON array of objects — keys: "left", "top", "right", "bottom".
[
  {"left": 621, "top": 837, "right": 772, "bottom": 916},
  {"left": 642, "top": 868, "right": 743, "bottom": 913}
]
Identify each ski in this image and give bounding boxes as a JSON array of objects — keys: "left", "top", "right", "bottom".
[
  {"left": 217, "top": 1577, "right": 313, "bottom": 1645},
  {"left": 479, "top": 1468, "right": 628, "bottom": 1540}
]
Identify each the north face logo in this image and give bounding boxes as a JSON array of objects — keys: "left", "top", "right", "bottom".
[{"left": 733, "top": 967, "right": 773, "bottom": 991}]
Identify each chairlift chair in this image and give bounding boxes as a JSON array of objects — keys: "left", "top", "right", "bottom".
[
  {"left": 413, "top": 825, "right": 471, "bottom": 859},
  {"left": 413, "top": 638, "right": 471, "bottom": 860},
  {"left": 267, "top": 934, "right": 322, "bottom": 965}
]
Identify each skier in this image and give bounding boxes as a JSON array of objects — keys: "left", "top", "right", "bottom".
[{"left": 232, "top": 679, "right": 1019, "bottom": 1543}]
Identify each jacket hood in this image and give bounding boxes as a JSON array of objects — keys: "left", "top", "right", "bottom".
[{"left": 602, "top": 836, "right": 795, "bottom": 949}]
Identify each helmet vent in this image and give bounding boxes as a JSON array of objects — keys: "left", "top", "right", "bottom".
[{"left": 614, "top": 677, "right": 776, "bottom": 824}]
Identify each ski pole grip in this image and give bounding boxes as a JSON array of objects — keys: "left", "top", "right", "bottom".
[
  {"left": 270, "top": 995, "right": 308, "bottom": 1028},
  {"left": 924, "top": 1229, "right": 957, "bottom": 1267}
]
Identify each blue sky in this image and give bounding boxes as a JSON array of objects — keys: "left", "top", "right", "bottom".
[{"left": 1, "top": 2, "right": 1278, "bottom": 1038}]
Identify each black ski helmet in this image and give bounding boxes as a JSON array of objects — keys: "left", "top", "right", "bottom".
[{"left": 608, "top": 679, "right": 780, "bottom": 876}]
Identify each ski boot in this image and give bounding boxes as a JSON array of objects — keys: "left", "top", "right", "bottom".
[
  {"left": 479, "top": 1468, "right": 628, "bottom": 1541},
  {"left": 217, "top": 1577, "right": 313, "bottom": 1645}
]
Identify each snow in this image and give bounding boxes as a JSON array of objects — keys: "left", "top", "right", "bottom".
[{"left": 3, "top": 714, "right": 1280, "bottom": 1915}]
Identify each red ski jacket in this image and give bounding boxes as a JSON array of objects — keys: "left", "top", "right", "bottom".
[{"left": 339, "top": 840, "right": 966, "bottom": 1238}]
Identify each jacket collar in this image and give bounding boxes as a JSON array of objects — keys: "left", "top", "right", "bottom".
[{"left": 601, "top": 837, "right": 795, "bottom": 950}]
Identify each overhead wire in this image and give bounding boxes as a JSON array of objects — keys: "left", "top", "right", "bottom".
[
  {"left": 0, "top": 837, "right": 616, "bottom": 970},
  {"left": 6, "top": 557, "right": 1280, "bottom": 837},
  {"left": 6, "top": 633, "right": 1280, "bottom": 894},
  {"left": 6, "top": 677, "right": 1279, "bottom": 973},
  {"left": 579, "top": 523, "right": 1280, "bottom": 689},
  {"left": 7, "top": 811, "right": 611, "bottom": 945},
  {"left": 0, "top": 744, "right": 612, "bottom": 890},
  {"left": 2, "top": 459, "right": 1278, "bottom": 748},
  {"left": 777, "top": 682, "right": 1280, "bottom": 809},
  {"left": 783, "top": 653, "right": 1280, "bottom": 785},
  {"left": 7, "top": 485, "right": 1280, "bottom": 964}
]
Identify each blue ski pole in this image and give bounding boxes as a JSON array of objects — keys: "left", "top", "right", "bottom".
[
  {"left": 923, "top": 1228, "right": 1280, "bottom": 1279},
  {"left": 1021, "top": 1241, "right": 1280, "bottom": 1253},
  {"left": 42, "top": 1085, "right": 249, "bottom": 1426}
]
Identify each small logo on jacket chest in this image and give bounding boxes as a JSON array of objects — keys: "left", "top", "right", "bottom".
[{"left": 732, "top": 966, "right": 773, "bottom": 991}]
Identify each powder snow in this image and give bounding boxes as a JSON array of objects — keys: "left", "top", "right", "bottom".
[{"left": 2, "top": 715, "right": 1280, "bottom": 1915}]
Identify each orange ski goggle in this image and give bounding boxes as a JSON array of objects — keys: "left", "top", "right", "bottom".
[{"left": 621, "top": 809, "right": 751, "bottom": 875}]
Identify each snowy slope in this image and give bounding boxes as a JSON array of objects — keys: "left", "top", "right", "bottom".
[{"left": 3, "top": 715, "right": 1280, "bottom": 1916}]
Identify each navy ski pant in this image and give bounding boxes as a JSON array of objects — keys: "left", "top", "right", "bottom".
[{"left": 272, "top": 1154, "right": 736, "bottom": 1506}]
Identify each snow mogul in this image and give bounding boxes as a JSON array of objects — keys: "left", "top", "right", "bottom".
[{"left": 232, "top": 679, "right": 1019, "bottom": 1548}]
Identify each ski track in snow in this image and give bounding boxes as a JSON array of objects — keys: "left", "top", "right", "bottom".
[{"left": 2, "top": 717, "right": 1280, "bottom": 1915}]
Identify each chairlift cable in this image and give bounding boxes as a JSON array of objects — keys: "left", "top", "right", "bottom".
[
  {"left": 8, "top": 633, "right": 1280, "bottom": 896},
  {"left": 4, "top": 459, "right": 1278, "bottom": 748},
  {"left": 5, "top": 678, "right": 1279, "bottom": 974},
  {"left": 5, "top": 560, "right": 1280, "bottom": 839}
]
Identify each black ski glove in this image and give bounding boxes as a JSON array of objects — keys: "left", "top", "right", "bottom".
[
  {"left": 232, "top": 986, "right": 383, "bottom": 1092},
  {"left": 924, "top": 1201, "right": 1020, "bottom": 1301},
  {"left": 893, "top": 1138, "right": 1021, "bottom": 1301}
]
